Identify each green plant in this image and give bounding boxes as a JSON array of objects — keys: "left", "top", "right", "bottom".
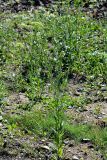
[
  {"left": 1, "top": 2, "right": 107, "bottom": 159},
  {"left": 93, "top": 105, "right": 101, "bottom": 116},
  {"left": 65, "top": 124, "right": 107, "bottom": 150}
]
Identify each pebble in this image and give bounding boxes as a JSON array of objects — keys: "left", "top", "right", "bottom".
[
  {"left": 72, "top": 155, "right": 79, "bottom": 160},
  {"left": 64, "top": 140, "right": 75, "bottom": 147},
  {"left": 64, "top": 140, "right": 69, "bottom": 145},
  {"left": 102, "top": 112, "right": 106, "bottom": 115},
  {"left": 101, "top": 87, "right": 107, "bottom": 91},
  {"left": 77, "top": 88, "right": 83, "bottom": 92},
  {"left": 101, "top": 84, "right": 106, "bottom": 87},
  {"left": 0, "top": 123, "right": 2, "bottom": 127},
  {"left": 41, "top": 145, "right": 50, "bottom": 151},
  {"left": 81, "top": 138, "right": 91, "bottom": 143},
  {"left": 98, "top": 116, "right": 103, "bottom": 119},
  {"left": 68, "top": 106, "right": 74, "bottom": 109},
  {"left": 104, "top": 97, "right": 107, "bottom": 101},
  {"left": 74, "top": 91, "right": 81, "bottom": 96},
  {"left": 0, "top": 116, "right": 3, "bottom": 121}
]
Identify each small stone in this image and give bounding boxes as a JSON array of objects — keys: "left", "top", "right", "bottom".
[
  {"left": 102, "top": 112, "right": 106, "bottom": 115},
  {"left": 64, "top": 140, "right": 74, "bottom": 147},
  {"left": 104, "top": 97, "right": 107, "bottom": 101},
  {"left": 83, "top": 121, "right": 88, "bottom": 124},
  {"left": 101, "top": 87, "right": 107, "bottom": 91},
  {"left": 81, "top": 138, "right": 91, "bottom": 143},
  {"left": 68, "top": 148, "right": 72, "bottom": 152},
  {"left": 41, "top": 145, "right": 50, "bottom": 151},
  {"left": 41, "top": 139, "right": 46, "bottom": 142},
  {"left": 10, "top": 135, "right": 14, "bottom": 138},
  {"left": 74, "top": 91, "right": 81, "bottom": 96},
  {"left": 0, "top": 123, "right": 2, "bottom": 127},
  {"left": 64, "top": 140, "right": 69, "bottom": 145},
  {"left": 101, "top": 84, "right": 106, "bottom": 87},
  {"left": 68, "top": 106, "right": 74, "bottom": 109},
  {"left": 72, "top": 155, "right": 79, "bottom": 160},
  {"left": 0, "top": 116, "right": 3, "bottom": 121},
  {"left": 98, "top": 116, "right": 103, "bottom": 119},
  {"left": 78, "top": 107, "right": 87, "bottom": 112},
  {"left": 77, "top": 88, "right": 83, "bottom": 92}
]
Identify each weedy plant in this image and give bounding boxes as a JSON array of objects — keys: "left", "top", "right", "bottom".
[
  {"left": 0, "top": 0, "right": 107, "bottom": 159},
  {"left": 45, "top": 2, "right": 82, "bottom": 158}
]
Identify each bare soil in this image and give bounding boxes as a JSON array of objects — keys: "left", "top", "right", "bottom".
[{"left": 0, "top": 79, "right": 107, "bottom": 160}]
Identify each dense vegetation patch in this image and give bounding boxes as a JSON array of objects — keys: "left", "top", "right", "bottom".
[{"left": 0, "top": 7, "right": 107, "bottom": 96}]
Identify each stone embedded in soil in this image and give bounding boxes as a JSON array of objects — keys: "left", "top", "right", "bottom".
[
  {"left": 72, "top": 155, "right": 79, "bottom": 160},
  {"left": 0, "top": 115, "right": 3, "bottom": 121},
  {"left": 101, "top": 87, "right": 107, "bottom": 91},
  {"left": 64, "top": 140, "right": 75, "bottom": 147},
  {"left": 41, "top": 145, "right": 50, "bottom": 151},
  {"left": 68, "top": 106, "right": 75, "bottom": 109},
  {"left": 0, "top": 122, "right": 2, "bottom": 127},
  {"left": 73, "top": 91, "right": 81, "bottom": 96},
  {"left": 77, "top": 88, "right": 84, "bottom": 92},
  {"left": 104, "top": 97, "right": 107, "bottom": 101},
  {"left": 81, "top": 139, "right": 91, "bottom": 143}
]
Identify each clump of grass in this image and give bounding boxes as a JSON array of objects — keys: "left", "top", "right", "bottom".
[
  {"left": 65, "top": 123, "right": 107, "bottom": 154},
  {"left": 6, "top": 110, "right": 107, "bottom": 152}
]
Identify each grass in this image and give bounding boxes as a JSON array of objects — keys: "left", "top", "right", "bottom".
[
  {"left": 5, "top": 108, "right": 107, "bottom": 152},
  {"left": 65, "top": 124, "right": 107, "bottom": 147}
]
